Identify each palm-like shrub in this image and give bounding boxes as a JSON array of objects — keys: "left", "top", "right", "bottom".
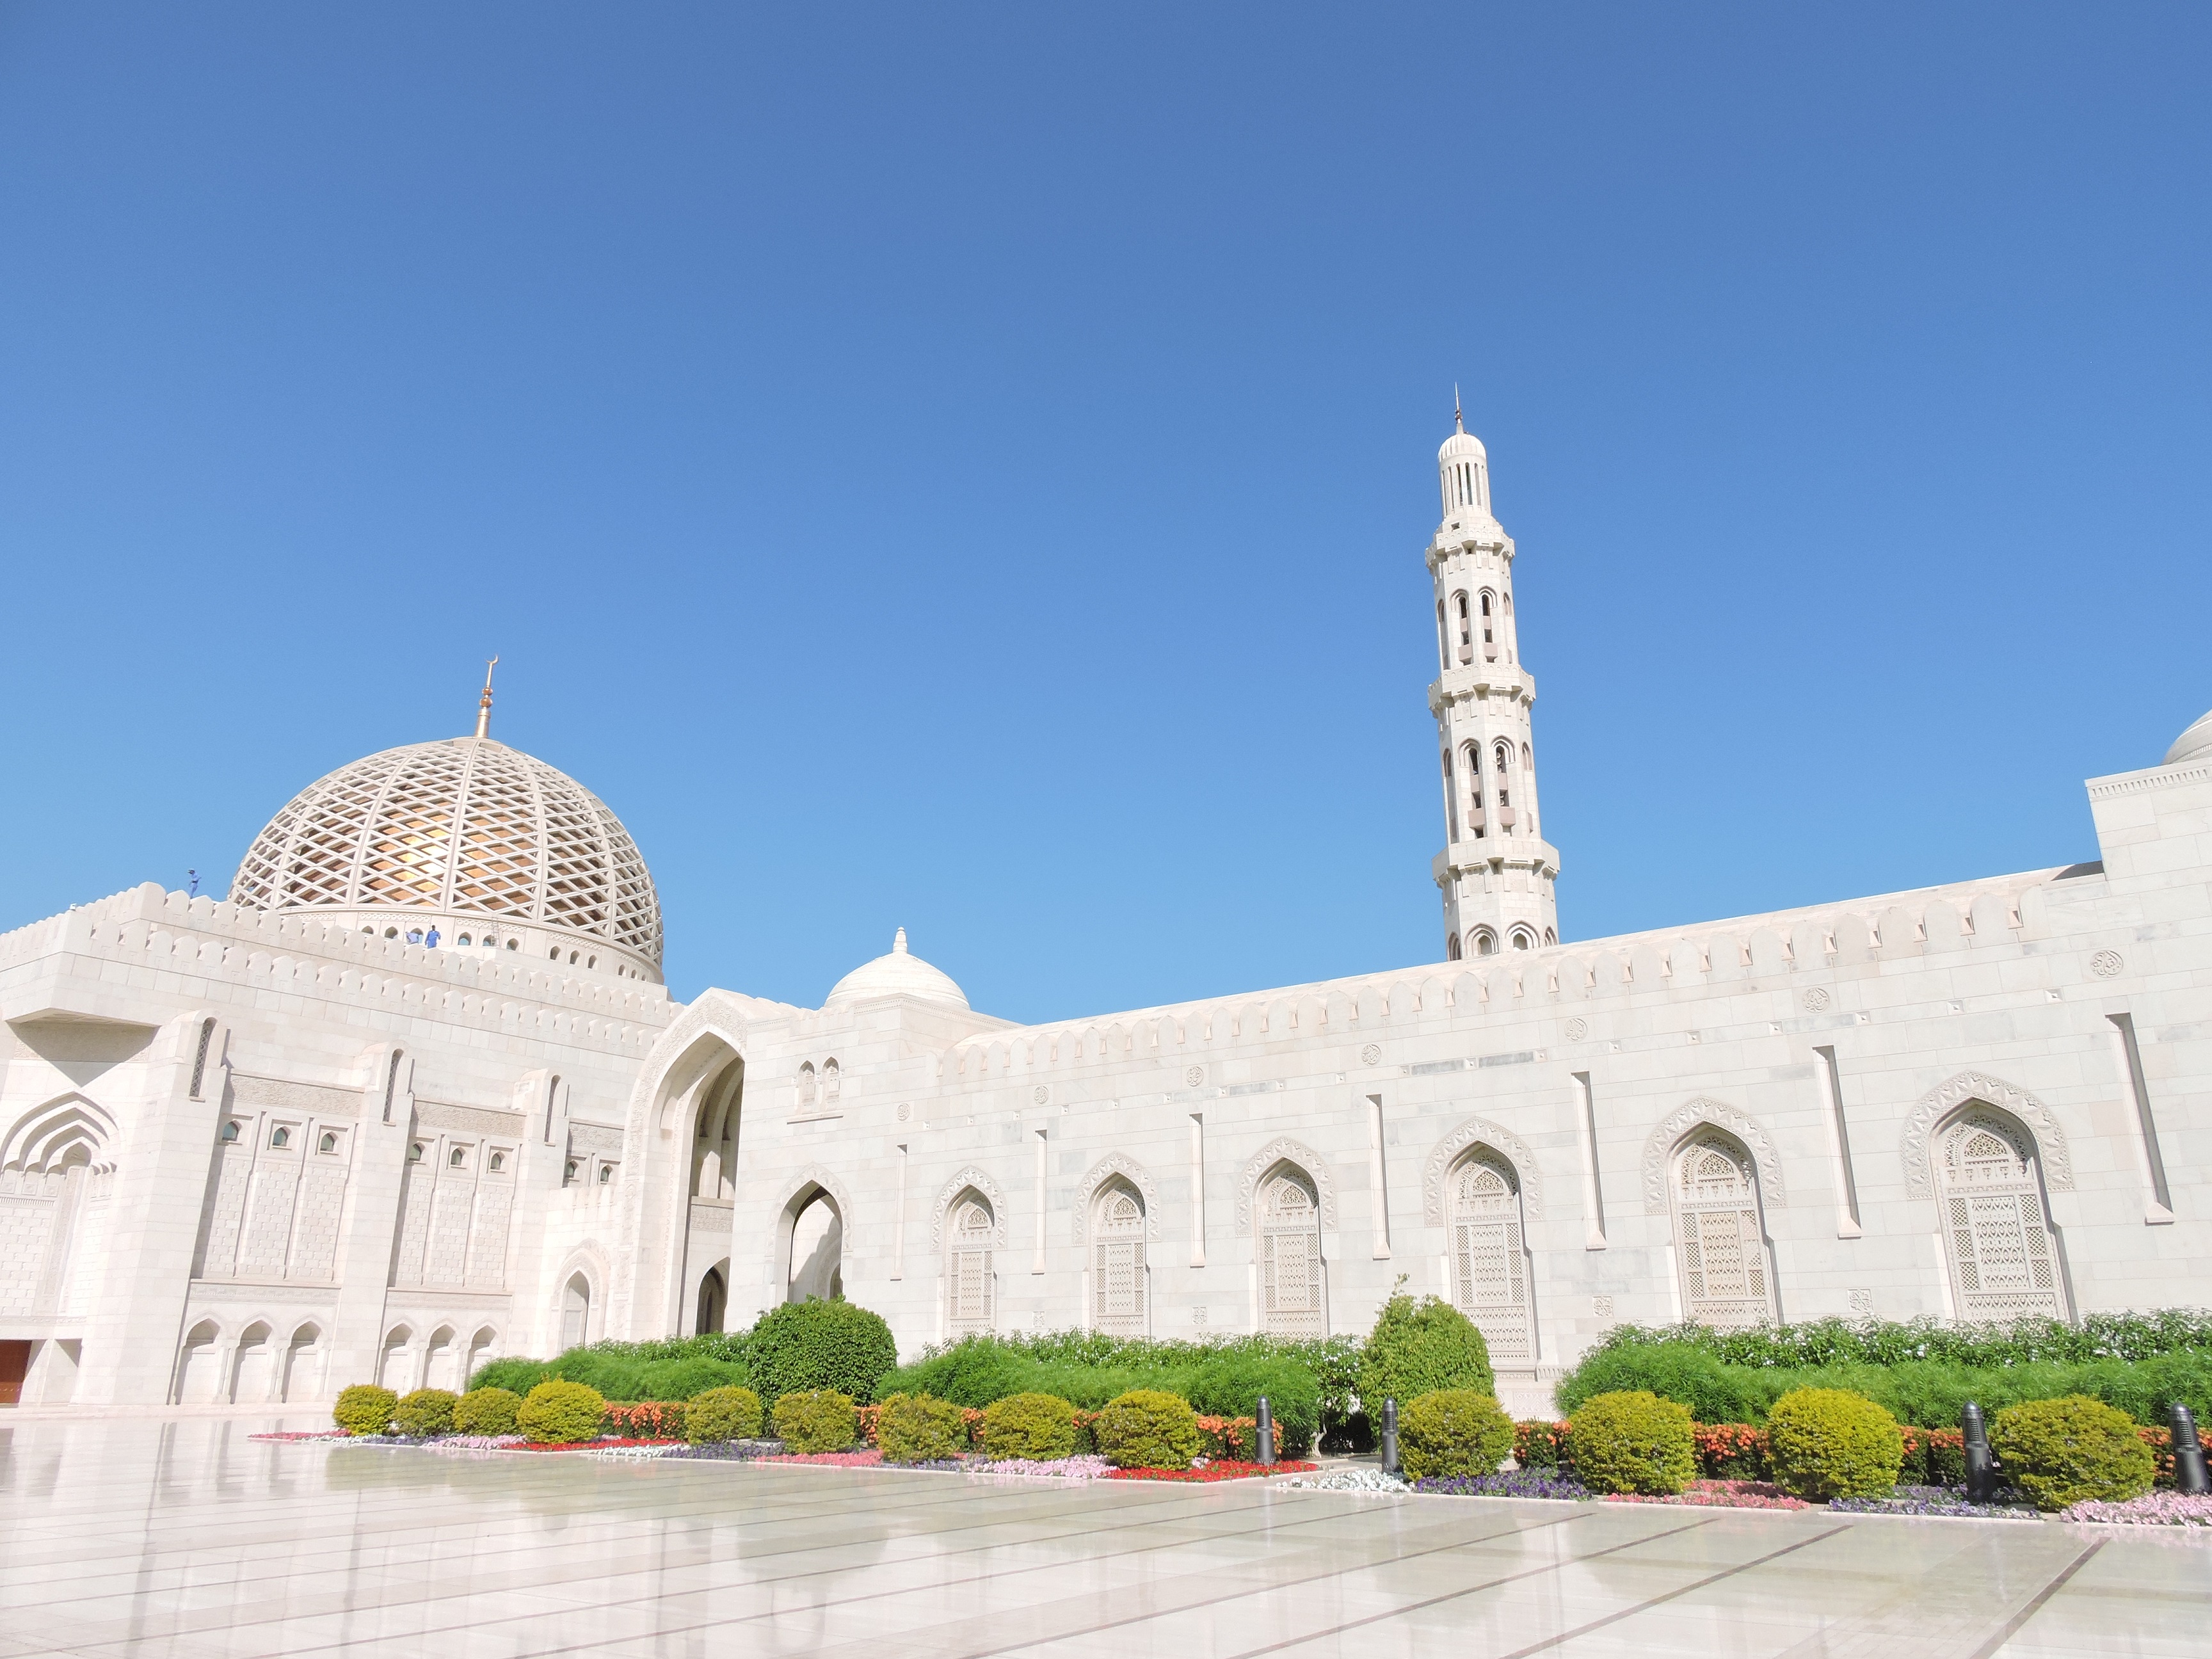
[
  {"left": 1568, "top": 1390, "right": 1696, "bottom": 1495},
  {"left": 393, "top": 1388, "right": 458, "bottom": 1436},
  {"left": 333, "top": 1384, "right": 397, "bottom": 1436},
  {"left": 517, "top": 1379, "right": 607, "bottom": 1445},
  {"left": 1399, "top": 1390, "right": 1514, "bottom": 1480},
  {"left": 878, "top": 1393, "right": 969, "bottom": 1463},
  {"left": 1094, "top": 1389, "right": 1202, "bottom": 1470},
  {"left": 1993, "top": 1395, "right": 2156, "bottom": 1511},
  {"left": 773, "top": 1389, "right": 858, "bottom": 1452},
  {"left": 683, "top": 1385, "right": 764, "bottom": 1443},
  {"left": 981, "top": 1392, "right": 1078, "bottom": 1461},
  {"left": 452, "top": 1387, "right": 521, "bottom": 1436},
  {"left": 1764, "top": 1387, "right": 1903, "bottom": 1500}
]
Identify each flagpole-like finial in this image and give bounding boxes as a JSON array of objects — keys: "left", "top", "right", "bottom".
[
  {"left": 475, "top": 656, "right": 499, "bottom": 739},
  {"left": 1454, "top": 383, "right": 1464, "bottom": 433}
]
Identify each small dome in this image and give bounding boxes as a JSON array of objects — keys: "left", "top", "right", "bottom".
[
  {"left": 825, "top": 927, "right": 968, "bottom": 1009},
  {"left": 1438, "top": 427, "right": 1487, "bottom": 463},
  {"left": 2166, "top": 708, "right": 2212, "bottom": 767},
  {"left": 230, "top": 735, "right": 661, "bottom": 972}
]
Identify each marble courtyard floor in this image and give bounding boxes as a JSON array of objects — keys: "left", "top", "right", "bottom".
[{"left": 0, "top": 1417, "right": 2202, "bottom": 1658}]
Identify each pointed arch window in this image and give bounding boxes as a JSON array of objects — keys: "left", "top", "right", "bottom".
[
  {"left": 1091, "top": 1183, "right": 1147, "bottom": 1334},
  {"left": 947, "top": 1195, "right": 995, "bottom": 1334},
  {"left": 797, "top": 1062, "right": 816, "bottom": 1107},
  {"left": 1447, "top": 931, "right": 1463, "bottom": 961},
  {"left": 1453, "top": 593, "right": 1472, "bottom": 664},
  {"left": 1463, "top": 742, "right": 1486, "bottom": 835},
  {"left": 560, "top": 1273, "right": 591, "bottom": 1350},
  {"left": 1671, "top": 1130, "right": 1775, "bottom": 1328},
  {"left": 1257, "top": 1166, "right": 1324, "bottom": 1338},
  {"left": 1479, "top": 591, "right": 1496, "bottom": 660},
  {"left": 1936, "top": 1109, "right": 2065, "bottom": 1319},
  {"left": 1448, "top": 1150, "right": 1532, "bottom": 1365}
]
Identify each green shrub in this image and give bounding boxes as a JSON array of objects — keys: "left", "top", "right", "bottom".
[
  {"left": 1358, "top": 1294, "right": 1493, "bottom": 1412},
  {"left": 773, "top": 1389, "right": 858, "bottom": 1453},
  {"left": 877, "top": 1393, "right": 969, "bottom": 1463},
  {"left": 1554, "top": 1342, "right": 1767, "bottom": 1425},
  {"left": 1569, "top": 1391, "right": 1697, "bottom": 1496},
  {"left": 749, "top": 1301, "right": 897, "bottom": 1404},
  {"left": 1399, "top": 1390, "right": 1515, "bottom": 1480},
  {"left": 1992, "top": 1395, "right": 2157, "bottom": 1511},
  {"left": 683, "top": 1385, "right": 764, "bottom": 1443},
  {"left": 451, "top": 1387, "right": 520, "bottom": 1436},
  {"left": 1764, "top": 1388, "right": 1903, "bottom": 1500},
  {"left": 1580, "top": 1310, "right": 2212, "bottom": 1371},
  {"left": 466, "top": 1356, "right": 555, "bottom": 1397},
  {"left": 1094, "top": 1388, "right": 1202, "bottom": 1470},
  {"left": 980, "top": 1391, "right": 1078, "bottom": 1461},
  {"left": 517, "top": 1379, "right": 607, "bottom": 1445},
  {"left": 638, "top": 1356, "right": 749, "bottom": 1400},
  {"left": 392, "top": 1388, "right": 458, "bottom": 1436},
  {"left": 333, "top": 1384, "right": 397, "bottom": 1436},
  {"left": 1183, "top": 1356, "right": 1321, "bottom": 1456}
]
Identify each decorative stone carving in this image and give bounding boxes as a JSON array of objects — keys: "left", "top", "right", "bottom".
[
  {"left": 1592, "top": 1295, "right": 1614, "bottom": 1318},
  {"left": 566, "top": 1123, "right": 625, "bottom": 1158},
  {"left": 230, "top": 1074, "right": 358, "bottom": 1116},
  {"left": 1899, "top": 1071, "right": 2074, "bottom": 1197},
  {"left": 1420, "top": 1116, "right": 1544, "bottom": 1224},
  {"left": 1562, "top": 1018, "right": 1587, "bottom": 1041},
  {"left": 1359, "top": 1045, "right": 1382, "bottom": 1066},
  {"left": 1068, "top": 1153, "right": 1162, "bottom": 1242},
  {"left": 931, "top": 1165, "right": 1008, "bottom": 1248},
  {"left": 1032, "top": 1086, "right": 1050, "bottom": 1105},
  {"left": 1802, "top": 988, "right": 1831, "bottom": 1012},
  {"left": 1185, "top": 1066, "right": 1205, "bottom": 1087},
  {"left": 688, "top": 1199, "right": 733, "bottom": 1234},
  {"left": 1640, "top": 1098, "right": 1788, "bottom": 1214},
  {"left": 2090, "top": 950, "right": 2124, "bottom": 978},
  {"left": 1233, "top": 1136, "right": 1338, "bottom": 1231},
  {"left": 415, "top": 1100, "right": 526, "bottom": 1137}
]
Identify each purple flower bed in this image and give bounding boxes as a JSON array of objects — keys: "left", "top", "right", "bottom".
[
  {"left": 1413, "top": 1470, "right": 1593, "bottom": 1502},
  {"left": 2061, "top": 1492, "right": 2212, "bottom": 1528},
  {"left": 1830, "top": 1484, "right": 2039, "bottom": 1521}
]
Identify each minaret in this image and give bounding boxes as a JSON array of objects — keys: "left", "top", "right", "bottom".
[{"left": 1427, "top": 407, "right": 1560, "bottom": 958}]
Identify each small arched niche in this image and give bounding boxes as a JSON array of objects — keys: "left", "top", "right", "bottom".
[
  {"left": 1255, "top": 1162, "right": 1325, "bottom": 1338},
  {"left": 1934, "top": 1105, "right": 2069, "bottom": 1320},
  {"left": 945, "top": 1190, "right": 996, "bottom": 1336},
  {"left": 1089, "top": 1180, "right": 1147, "bottom": 1335},
  {"left": 1446, "top": 1148, "right": 1534, "bottom": 1366},
  {"left": 1670, "top": 1128, "right": 1777, "bottom": 1329}
]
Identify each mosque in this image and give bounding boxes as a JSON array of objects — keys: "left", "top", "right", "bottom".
[{"left": 3, "top": 419, "right": 2207, "bottom": 1416}]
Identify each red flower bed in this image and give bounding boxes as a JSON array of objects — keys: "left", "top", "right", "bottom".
[
  {"left": 1108, "top": 1460, "right": 1318, "bottom": 1482},
  {"left": 602, "top": 1402, "right": 687, "bottom": 1439},
  {"left": 1514, "top": 1420, "right": 1571, "bottom": 1468}
]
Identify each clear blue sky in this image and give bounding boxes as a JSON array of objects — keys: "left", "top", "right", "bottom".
[{"left": 3, "top": 5, "right": 2206, "bottom": 1022}]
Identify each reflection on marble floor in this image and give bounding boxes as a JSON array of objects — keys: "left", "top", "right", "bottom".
[{"left": 0, "top": 1416, "right": 2204, "bottom": 1658}]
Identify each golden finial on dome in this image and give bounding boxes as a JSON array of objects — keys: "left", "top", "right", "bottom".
[{"left": 474, "top": 656, "right": 499, "bottom": 739}]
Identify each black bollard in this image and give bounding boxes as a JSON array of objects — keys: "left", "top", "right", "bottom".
[
  {"left": 1254, "top": 1396, "right": 1277, "bottom": 1467},
  {"left": 1962, "top": 1402, "right": 1996, "bottom": 1503},
  {"left": 1380, "top": 1397, "right": 1400, "bottom": 1477},
  {"left": 2172, "top": 1404, "right": 2211, "bottom": 1496}
]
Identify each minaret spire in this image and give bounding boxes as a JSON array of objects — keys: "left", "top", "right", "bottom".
[
  {"left": 474, "top": 657, "right": 499, "bottom": 739},
  {"left": 1424, "top": 417, "right": 1560, "bottom": 959}
]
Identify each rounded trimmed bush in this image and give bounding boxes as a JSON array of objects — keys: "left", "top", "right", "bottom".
[
  {"left": 877, "top": 1393, "right": 968, "bottom": 1463},
  {"left": 748, "top": 1301, "right": 897, "bottom": 1403},
  {"left": 1400, "top": 1389, "right": 1515, "bottom": 1480},
  {"left": 981, "top": 1392, "right": 1078, "bottom": 1461},
  {"left": 452, "top": 1387, "right": 521, "bottom": 1437},
  {"left": 333, "top": 1384, "right": 397, "bottom": 1436},
  {"left": 1765, "top": 1387, "right": 1903, "bottom": 1500},
  {"left": 1993, "top": 1394, "right": 2156, "bottom": 1511},
  {"left": 683, "top": 1385, "right": 764, "bottom": 1443},
  {"left": 392, "top": 1388, "right": 458, "bottom": 1437},
  {"left": 1094, "top": 1389, "right": 1203, "bottom": 1470},
  {"left": 1568, "top": 1390, "right": 1697, "bottom": 1496},
  {"left": 1358, "top": 1294, "right": 1494, "bottom": 1412},
  {"left": 517, "top": 1379, "right": 607, "bottom": 1445},
  {"left": 773, "top": 1389, "right": 858, "bottom": 1453}
]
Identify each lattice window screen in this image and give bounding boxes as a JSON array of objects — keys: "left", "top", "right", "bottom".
[
  {"left": 1091, "top": 1187, "right": 1146, "bottom": 1333},
  {"left": 1671, "top": 1133, "right": 1775, "bottom": 1329},
  {"left": 1448, "top": 1153, "right": 1532, "bottom": 1365},
  {"left": 1938, "top": 1111, "right": 2064, "bottom": 1319},
  {"left": 1259, "top": 1171, "right": 1324, "bottom": 1338},
  {"left": 949, "top": 1199, "right": 995, "bottom": 1333}
]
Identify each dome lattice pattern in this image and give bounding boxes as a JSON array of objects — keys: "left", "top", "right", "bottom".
[{"left": 230, "top": 737, "right": 661, "bottom": 965}]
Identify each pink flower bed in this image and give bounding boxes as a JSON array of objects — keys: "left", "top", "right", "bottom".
[
  {"left": 760, "top": 1449, "right": 885, "bottom": 1468},
  {"left": 1608, "top": 1479, "right": 1811, "bottom": 1511},
  {"left": 1109, "top": 1461, "right": 1320, "bottom": 1483},
  {"left": 973, "top": 1455, "right": 1114, "bottom": 1480},
  {"left": 2062, "top": 1492, "right": 2212, "bottom": 1528}
]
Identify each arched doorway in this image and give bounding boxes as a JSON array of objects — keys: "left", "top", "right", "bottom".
[
  {"left": 230, "top": 1323, "right": 275, "bottom": 1403},
  {"left": 377, "top": 1326, "right": 413, "bottom": 1390},
  {"left": 282, "top": 1324, "right": 325, "bottom": 1402},
  {"left": 789, "top": 1193, "right": 842, "bottom": 1302},
  {"left": 175, "top": 1320, "right": 220, "bottom": 1404},
  {"left": 696, "top": 1263, "right": 728, "bottom": 1334}
]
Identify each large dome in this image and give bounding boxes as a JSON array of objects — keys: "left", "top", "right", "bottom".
[
  {"left": 230, "top": 735, "right": 662, "bottom": 975},
  {"left": 2166, "top": 708, "right": 2212, "bottom": 767}
]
